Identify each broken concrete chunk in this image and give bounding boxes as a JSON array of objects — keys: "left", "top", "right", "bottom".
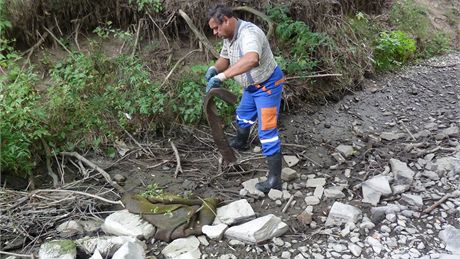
[
  {"left": 439, "top": 225, "right": 460, "bottom": 254},
  {"left": 362, "top": 175, "right": 392, "bottom": 206},
  {"left": 161, "top": 236, "right": 201, "bottom": 259},
  {"left": 380, "top": 132, "right": 405, "bottom": 141},
  {"left": 202, "top": 224, "right": 228, "bottom": 240},
  {"left": 313, "top": 186, "right": 324, "bottom": 199},
  {"left": 304, "top": 196, "right": 320, "bottom": 205},
  {"left": 241, "top": 178, "right": 265, "bottom": 197},
  {"left": 224, "top": 214, "right": 288, "bottom": 244},
  {"left": 401, "top": 194, "right": 424, "bottom": 208},
  {"left": 56, "top": 220, "right": 84, "bottom": 238},
  {"left": 283, "top": 155, "right": 300, "bottom": 167},
  {"left": 306, "top": 178, "right": 326, "bottom": 188},
  {"left": 39, "top": 240, "right": 77, "bottom": 259},
  {"left": 325, "top": 202, "right": 362, "bottom": 226},
  {"left": 268, "top": 189, "right": 283, "bottom": 200},
  {"left": 76, "top": 236, "right": 144, "bottom": 258},
  {"left": 324, "top": 187, "right": 345, "bottom": 199},
  {"left": 281, "top": 167, "right": 298, "bottom": 181},
  {"left": 336, "top": 144, "right": 354, "bottom": 158},
  {"left": 390, "top": 159, "right": 415, "bottom": 194},
  {"left": 111, "top": 241, "right": 145, "bottom": 259},
  {"left": 331, "top": 152, "right": 346, "bottom": 163},
  {"left": 213, "top": 199, "right": 255, "bottom": 226},
  {"left": 101, "top": 210, "right": 155, "bottom": 240},
  {"left": 442, "top": 125, "right": 459, "bottom": 136}
]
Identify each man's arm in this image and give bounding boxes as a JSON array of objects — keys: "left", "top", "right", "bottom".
[
  {"left": 221, "top": 52, "right": 259, "bottom": 78},
  {"left": 214, "top": 57, "right": 230, "bottom": 73}
]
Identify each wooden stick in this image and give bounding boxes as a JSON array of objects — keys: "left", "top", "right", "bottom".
[
  {"left": 40, "top": 138, "right": 59, "bottom": 187},
  {"left": 400, "top": 121, "right": 416, "bottom": 141},
  {"left": 43, "top": 27, "right": 72, "bottom": 54},
  {"left": 282, "top": 196, "right": 295, "bottom": 213},
  {"left": 131, "top": 19, "right": 143, "bottom": 58},
  {"left": 286, "top": 74, "right": 343, "bottom": 80},
  {"left": 178, "top": 9, "right": 219, "bottom": 59},
  {"left": 60, "top": 152, "right": 125, "bottom": 193},
  {"left": 33, "top": 189, "right": 124, "bottom": 206},
  {"left": 121, "top": 127, "right": 152, "bottom": 156},
  {"left": 0, "top": 251, "right": 34, "bottom": 258},
  {"left": 424, "top": 190, "right": 460, "bottom": 213},
  {"left": 160, "top": 49, "right": 201, "bottom": 87},
  {"left": 170, "top": 141, "right": 183, "bottom": 178}
]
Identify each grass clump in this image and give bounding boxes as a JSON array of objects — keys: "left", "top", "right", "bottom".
[{"left": 374, "top": 30, "right": 417, "bottom": 71}]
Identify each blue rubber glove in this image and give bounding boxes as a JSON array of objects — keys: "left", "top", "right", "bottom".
[
  {"left": 205, "top": 66, "right": 217, "bottom": 82},
  {"left": 206, "top": 76, "right": 223, "bottom": 93}
]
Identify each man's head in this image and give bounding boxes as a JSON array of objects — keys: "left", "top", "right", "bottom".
[{"left": 208, "top": 4, "right": 236, "bottom": 39}]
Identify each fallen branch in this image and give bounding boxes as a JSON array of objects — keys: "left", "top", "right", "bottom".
[
  {"left": 399, "top": 121, "right": 416, "bottom": 141},
  {"left": 0, "top": 251, "right": 34, "bottom": 258},
  {"left": 60, "top": 152, "right": 125, "bottom": 193},
  {"left": 424, "top": 190, "right": 460, "bottom": 213},
  {"left": 161, "top": 49, "right": 201, "bottom": 87},
  {"left": 282, "top": 196, "right": 295, "bottom": 213},
  {"left": 121, "top": 127, "right": 153, "bottom": 156},
  {"left": 43, "top": 27, "right": 72, "bottom": 54},
  {"left": 233, "top": 6, "right": 274, "bottom": 39},
  {"left": 170, "top": 141, "right": 183, "bottom": 178},
  {"left": 40, "top": 138, "right": 59, "bottom": 187},
  {"left": 131, "top": 19, "right": 143, "bottom": 58},
  {"left": 178, "top": 9, "right": 219, "bottom": 59},
  {"left": 34, "top": 189, "right": 124, "bottom": 206},
  {"left": 286, "top": 74, "right": 343, "bottom": 80}
]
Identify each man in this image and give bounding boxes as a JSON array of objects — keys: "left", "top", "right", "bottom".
[{"left": 205, "top": 4, "right": 285, "bottom": 193}]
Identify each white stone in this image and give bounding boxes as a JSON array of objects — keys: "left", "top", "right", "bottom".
[
  {"left": 380, "top": 132, "right": 405, "bottom": 141},
  {"left": 224, "top": 214, "right": 288, "bottom": 244},
  {"left": 366, "top": 236, "right": 382, "bottom": 254},
  {"left": 101, "top": 210, "right": 155, "bottom": 240},
  {"left": 439, "top": 225, "right": 460, "bottom": 254},
  {"left": 325, "top": 202, "right": 362, "bottom": 226},
  {"left": 390, "top": 159, "right": 415, "bottom": 194},
  {"left": 324, "top": 187, "right": 345, "bottom": 199},
  {"left": 76, "top": 236, "right": 144, "bottom": 258},
  {"left": 332, "top": 152, "right": 346, "bottom": 163},
  {"left": 336, "top": 145, "right": 354, "bottom": 158},
  {"left": 39, "top": 240, "right": 77, "bottom": 259},
  {"left": 313, "top": 186, "right": 324, "bottom": 199},
  {"left": 56, "top": 220, "right": 84, "bottom": 238},
  {"left": 88, "top": 250, "right": 103, "bottom": 259},
  {"left": 304, "top": 196, "right": 320, "bottom": 205},
  {"left": 242, "top": 178, "right": 265, "bottom": 197},
  {"left": 348, "top": 243, "right": 362, "bottom": 256},
  {"left": 362, "top": 175, "right": 392, "bottom": 206},
  {"left": 213, "top": 199, "right": 255, "bottom": 225},
  {"left": 111, "top": 241, "right": 145, "bottom": 259},
  {"left": 306, "top": 178, "right": 326, "bottom": 188},
  {"left": 283, "top": 155, "right": 300, "bottom": 167},
  {"left": 268, "top": 189, "right": 284, "bottom": 200},
  {"left": 401, "top": 194, "right": 424, "bottom": 208},
  {"left": 161, "top": 236, "right": 201, "bottom": 259},
  {"left": 281, "top": 167, "right": 298, "bottom": 181},
  {"left": 202, "top": 224, "right": 228, "bottom": 240}
]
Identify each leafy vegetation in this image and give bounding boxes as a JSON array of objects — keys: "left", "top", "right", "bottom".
[
  {"left": 390, "top": 0, "right": 451, "bottom": 58},
  {"left": 374, "top": 31, "right": 417, "bottom": 70},
  {"left": 267, "top": 5, "right": 331, "bottom": 75},
  {"left": 0, "top": 47, "right": 49, "bottom": 176}
]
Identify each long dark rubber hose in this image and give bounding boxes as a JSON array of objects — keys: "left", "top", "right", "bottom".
[{"left": 204, "top": 88, "right": 238, "bottom": 163}]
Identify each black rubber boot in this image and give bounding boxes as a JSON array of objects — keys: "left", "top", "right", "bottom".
[
  {"left": 256, "top": 152, "right": 282, "bottom": 193},
  {"left": 229, "top": 126, "right": 250, "bottom": 151}
]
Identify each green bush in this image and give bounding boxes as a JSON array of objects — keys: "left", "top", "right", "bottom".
[
  {"left": 422, "top": 32, "right": 451, "bottom": 58},
  {"left": 390, "top": 0, "right": 430, "bottom": 40},
  {"left": 389, "top": 0, "right": 452, "bottom": 59},
  {"left": 267, "top": 5, "right": 331, "bottom": 75},
  {"left": 0, "top": 47, "right": 49, "bottom": 176},
  {"left": 374, "top": 31, "right": 417, "bottom": 71},
  {"left": 47, "top": 52, "right": 167, "bottom": 151},
  {"left": 173, "top": 64, "right": 241, "bottom": 125}
]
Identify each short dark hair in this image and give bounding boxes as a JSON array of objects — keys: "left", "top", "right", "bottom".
[{"left": 208, "top": 4, "right": 234, "bottom": 24}]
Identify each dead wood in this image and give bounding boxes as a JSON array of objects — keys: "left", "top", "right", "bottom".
[{"left": 178, "top": 9, "right": 219, "bottom": 59}]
